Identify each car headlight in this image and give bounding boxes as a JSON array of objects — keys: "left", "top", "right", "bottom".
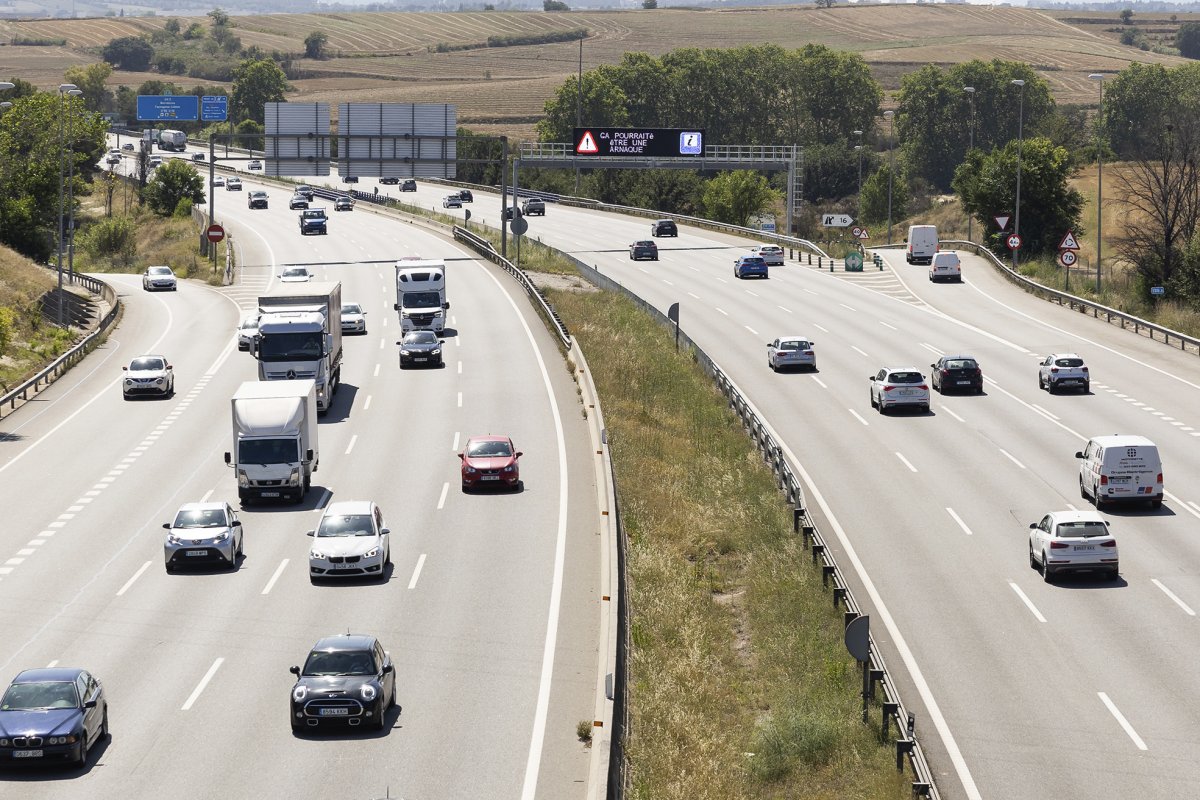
[
  {"left": 463, "top": 466, "right": 477, "bottom": 474},
  {"left": 0, "top": 738, "right": 9, "bottom": 746},
  {"left": 292, "top": 685, "right": 307, "bottom": 702},
  {"left": 237, "top": 469, "right": 249, "bottom": 488},
  {"left": 400, "top": 349, "right": 410, "bottom": 356},
  {"left": 309, "top": 550, "right": 325, "bottom": 560},
  {"left": 155, "top": 378, "right": 164, "bottom": 385},
  {"left": 125, "top": 379, "right": 134, "bottom": 387},
  {"left": 502, "top": 465, "right": 515, "bottom": 473},
  {"left": 213, "top": 531, "right": 229, "bottom": 542},
  {"left": 287, "top": 468, "right": 301, "bottom": 486},
  {"left": 431, "top": 348, "right": 441, "bottom": 356},
  {"left": 360, "top": 684, "right": 377, "bottom": 701},
  {"left": 364, "top": 546, "right": 380, "bottom": 558},
  {"left": 167, "top": 534, "right": 182, "bottom": 545}
]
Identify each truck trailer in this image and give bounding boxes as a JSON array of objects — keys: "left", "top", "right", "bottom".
[{"left": 256, "top": 281, "right": 343, "bottom": 412}]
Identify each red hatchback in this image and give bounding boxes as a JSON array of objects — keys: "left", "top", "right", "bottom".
[{"left": 459, "top": 435, "right": 522, "bottom": 491}]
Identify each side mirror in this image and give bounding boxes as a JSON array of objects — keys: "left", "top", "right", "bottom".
[
  {"left": 868, "top": 375, "right": 874, "bottom": 381},
  {"left": 457, "top": 453, "right": 465, "bottom": 460},
  {"left": 305, "top": 530, "right": 315, "bottom": 537},
  {"left": 1074, "top": 451, "right": 1084, "bottom": 459},
  {"left": 162, "top": 523, "right": 171, "bottom": 529},
  {"left": 438, "top": 339, "right": 445, "bottom": 344},
  {"left": 305, "top": 449, "right": 314, "bottom": 461},
  {"left": 224, "top": 452, "right": 232, "bottom": 465},
  {"left": 380, "top": 528, "right": 390, "bottom": 535},
  {"left": 84, "top": 699, "right": 97, "bottom": 709},
  {"left": 393, "top": 303, "right": 400, "bottom": 311},
  {"left": 766, "top": 342, "right": 772, "bottom": 347},
  {"left": 289, "top": 666, "right": 300, "bottom": 676},
  {"left": 930, "top": 363, "right": 936, "bottom": 369},
  {"left": 515, "top": 451, "right": 524, "bottom": 458},
  {"left": 443, "top": 301, "right": 450, "bottom": 310},
  {"left": 233, "top": 520, "right": 242, "bottom": 527},
  {"left": 362, "top": 311, "right": 368, "bottom": 315},
  {"left": 122, "top": 366, "right": 128, "bottom": 371},
  {"left": 381, "top": 664, "right": 394, "bottom": 674},
  {"left": 1028, "top": 523, "right": 1037, "bottom": 529}
]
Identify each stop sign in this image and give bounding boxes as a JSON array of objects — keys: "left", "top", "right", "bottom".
[{"left": 206, "top": 223, "right": 225, "bottom": 243}]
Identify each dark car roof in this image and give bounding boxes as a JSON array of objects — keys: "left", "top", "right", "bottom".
[
  {"left": 311, "top": 634, "right": 377, "bottom": 652},
  {"left": 13, "top": 668, "right": 86, "bottom": 683}
]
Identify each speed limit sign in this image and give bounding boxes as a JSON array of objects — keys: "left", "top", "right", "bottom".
[
  {"left": 851, "top": 226, "right": 864, "bottom": 239},
  {"left": 1006, "top": 233, "right": 1022, "bottom": 250},
  {"left": 1058, "top": 250, "right": 1078, "bottom": 268}
]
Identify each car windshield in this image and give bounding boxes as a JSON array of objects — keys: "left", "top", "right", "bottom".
[
  {"left": 342, "top": 304, "right": 362, "bottom": 315},
  {"left": 945, "top": 359, "right": 976, "bottom": 369},
  {"left": 1055, "top": 521, "right": 1109, "bottom": 538},
  {"left": 1, "top": 681, "right": 79, "bottom": 711},
  {"left": 149, "top": 267, "right": 172, "bottom": 276},
  {"left": 401, "top": 291, "right": 441, "bottom": 308},
  {"left": 402, "top": 331, "right": 438, "bottom": 346},
  {"left": 888, "top": 372, "right": 923, "bottom": 383},
  {"left": 467, "top": 440, "right": 513, "bottom": 458},
  {"left": 130, "top": 357, "right": 165, "bottom": 371},
  {"left": 317, "top": 514, "right": 375, "bottom": 537},
  {"left": 173, "top": 508, "right": 228, "bottom": 528},
  {"left": 257, "top": 331, "right": 323, "bottom": 361},
  {"left": 281, "top": 269, "right": 309, "bottom": 279},
  {"left": 240, "top": 317, "right": 259, "bottom": 330},
  {"left": 251, "top": 192, "right": 265, "bottom": 199},
  {"left": 239, "top": 438, "right": 299, "bottom": 465},
  {"left": 303, "top": 650, "right": 376, "bottom": 677},
  {"left": 1055, "top": 358, "right": 1084, "bottom": 367}
]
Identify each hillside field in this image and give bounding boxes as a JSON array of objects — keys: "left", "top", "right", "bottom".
[{"left": 2, "top": 5, "right": 1198, "bottom": 139}]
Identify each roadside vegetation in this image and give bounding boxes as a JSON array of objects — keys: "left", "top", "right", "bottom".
[{"left": 0, "top": 249, "right": 73, "bottom": 391}]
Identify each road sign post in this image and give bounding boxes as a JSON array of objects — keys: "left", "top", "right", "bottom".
[{"left": 206, "top": 224, "right": 225, "bottom": 243}]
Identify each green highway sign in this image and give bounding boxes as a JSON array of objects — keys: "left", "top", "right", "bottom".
[{"left": 844, "top": 252, "right": 864, "bottom": 272}]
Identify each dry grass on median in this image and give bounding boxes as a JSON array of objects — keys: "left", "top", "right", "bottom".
[{"left": 545, "top": 283, "right": 910, "bottom": 800}]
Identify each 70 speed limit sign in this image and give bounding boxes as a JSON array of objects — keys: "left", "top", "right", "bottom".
[{"left": 1058, "top": 250, "right": 1078, "bottom": 268}]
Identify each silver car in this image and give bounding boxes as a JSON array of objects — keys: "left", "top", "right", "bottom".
[
  {"left": 1029, "top": 510, "right": 1117, "bottom": 582},
  {"left": 340, "top": 302, "right": 367, "bottom": 334},
  {"left": 122, "top": 355, "right": 174, "bottom": 399},
  {"left": 163, "top": 502, "right": 243, "bottom": 572},
  {"left": 767, "top": 337, "right": 816, "bottom": 372},
  {"left": 442, "top": 195, "right": 463, "bottom": 209},
  {"left": 751, "top": 244, "right": 785, "bottom": 266},
  {"left": 142, "top": 265, "right": 177, "bottom": 291},
  {"left": 1038, "top": 353, "right": 1089, "bottom": 394},
  {"left": 868, "top": 367, "right": 929, "bottom": 414},
  {"left": 237, "top": 313, "right": 260, "bottom": 351},
  {"left": 308, "top": 501, "right": 390, "bottom": 582}
]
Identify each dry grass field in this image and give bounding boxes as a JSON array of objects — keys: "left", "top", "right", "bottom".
[{"left": 3, "top": 5, "right": 1198, "bottom": 139}]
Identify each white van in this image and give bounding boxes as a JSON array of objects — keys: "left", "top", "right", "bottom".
[
  {"left": 929, "top": 251, "right": 962, "bottom": 282},
  {"left": 906, "top": 224, "right": 938, "bottom": 265},
  {"left": 1075, "top": 435, "right": 1163, "bottom": 509}
]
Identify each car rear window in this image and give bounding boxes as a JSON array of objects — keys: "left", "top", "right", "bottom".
[
  {"left": 946, "top": 360, "right": 976, "bottom": 369},
  {"left": 1055, "top": 521, "right": 1108, "bottom": 537},
  {"left": 888, "top": 372, "right": 922, "bottom": 383},
  {"left": 742, "top": 257, "right": 765, "bottom": 265},
  {"left": 1055, "top": 358, "right": 1084, "bottom": 367}
]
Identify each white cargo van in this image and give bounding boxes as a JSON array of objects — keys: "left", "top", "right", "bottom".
[
  {"left": 929, "top": 251, "right": 961, "bottom": 282},
  {"left": 906, "top": 225, "right": 938, "bottom": 265},
  {"left": 1075, "top": 435, "right": 1163, "bottom": 509}
]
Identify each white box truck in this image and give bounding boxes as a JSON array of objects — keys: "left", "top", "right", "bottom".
[
  {"left": 394, "top": 260, "right": 449, "bottom": 334},
  {"left": 255, "top": 282, "right": 343, "bottom": 412},
  {"left": 225, "top": 380, "right": 319, "bottom": 504}
]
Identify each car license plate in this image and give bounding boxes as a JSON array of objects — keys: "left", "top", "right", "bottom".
[
  {"left": 260, "top": 491, "right": 280, "bottom": 497},
  {"left": 14, "top": 750, "right": 43, "bottom": 758},
  {"left": 332, "top": 563, "right": 356, "bottom": 569},
  {"left": 186, "top": 550, "right": 207, "bottom": 557},
  {"left": 957, "top": 380, "right": 971, "bottom": 385},
  {"left": 414, "top": 357, "right": 426, "bottom": 362},
  {"left": 899, "top": 389, "right": 915, "bottom": 396},
  {"left": 1074, "top": 545, "right": 1095, "bottom": 551},
  {"left": 319, "top": 707, "right": 349, "bottom": 716},
  {"left": 481, "top": 475, "right": 500, "bottom": 481}
]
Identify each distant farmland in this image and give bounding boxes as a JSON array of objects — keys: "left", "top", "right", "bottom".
[{"left": 1, "top": 5, "right": 1193, "bottom": 140}]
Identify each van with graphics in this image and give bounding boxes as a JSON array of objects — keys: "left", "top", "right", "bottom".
[{"left": 1075, "top": 435, "right": 1163, "bottom": 509}]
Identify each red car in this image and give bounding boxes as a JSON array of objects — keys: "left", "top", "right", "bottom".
[{"left": 459, "top": 435, "right": 522, "bottom": 491}]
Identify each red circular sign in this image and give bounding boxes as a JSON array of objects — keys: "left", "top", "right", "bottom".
[
  {"left": 1006, "top": 233, "right": 1022, "bottom": 250},
  {"left": 206, "top": 224, "right": 225, "bottom": 243}
]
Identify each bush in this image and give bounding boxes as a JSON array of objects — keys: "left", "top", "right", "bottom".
[
  {"left": 174, "top": 198, "right": 194, "bottom": 219},
  {"left": 0, "top": 307, "right": 14, "bottom": 356},
  {"left": 76, "top": 216, "right": 137, "bottom": 266},
  {"left": 750, "top": 707, "right": 842, "bottom": 782}
]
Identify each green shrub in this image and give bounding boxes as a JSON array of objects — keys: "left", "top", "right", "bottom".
[
  {"left": 0, "top": 307, "right": 14, "bottom": 355},
  {"left": 76, "top": 216, "right": 136, "bottom": 266},
  {"left": 174, "top": 198, "right": 194, "bottom": 218},
  {"left": 750, "top": 706, "right": 843, "bottom": 782}
]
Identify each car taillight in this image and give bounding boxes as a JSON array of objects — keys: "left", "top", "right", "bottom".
[
  {"left": 1050, "top": 367, "right": 1059, "bottom": 373},
  {"left": 975, "top": 368, "right": 982, "bottom": 376},
  {"left": 1100, "top": 540, "right": 1116, "bottom": 548},
  {"left": 1050, "top": 541, "right": 1070, "bottom": 549},
  {"left": 941, "top": 370, "right": 949, "bottom": 377},
  {"left": 1157, "top": 473, "right": 1163, "bottom": 483},
  {"left": 919, "top": 384, "right": 928, "bottom": 390},
  {"left": 883, "top": 385, "right": 895, "bottom": 392},
  {"left": 803, "top": 350, "right": 813, "bottom": 355},
  {"left": 1081, "top": 366, "right": 1089, "bottom": 372},
  {"left": 1100, "top": 475, "right": 1108, "bottom": 485}
]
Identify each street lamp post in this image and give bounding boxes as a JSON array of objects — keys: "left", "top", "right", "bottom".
[
  {"left": 884, "top": 110, "right": 895, "bottom": 244},
  {"left": 1011, "top": 79, "right": 1026, "bottom": 270},
  {"left": 1089, "top": 73, "right": 1106, "bottom": 294},
  {"left": 65, "top": 88, "right": 83, "bottom": 281},
  {"left": 963, "top": 86, "right": 975, "bottom": 242},
  {"left": 55, "top": 83, "right": 78, "bottom": 328}
]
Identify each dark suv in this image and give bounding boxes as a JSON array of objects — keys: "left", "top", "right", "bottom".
[
  {"left": 289, "top": 634, "right": 397, "bottom": 732},
  {"left": 458, "top": 189, "right": 473, "bottom": 203},
  {"left": 652, "top": 219, "right": 678, "bottom": 237},
  {"left": 379, "top": 177, "right": 400, "bottom": 185},
  {"left": 930, "top": 355, "right": 983, "bottom": 394},
  {"left": 630, "top": 240, "right": 658, "bottom": 261},
  {"left": 296, "top": 185, "right": 315, "bottom": 201},
  {"left": 300, "top": 208, "right": 328, "bottom": 235},
  {"left": 400, "top": 179, "right": 417, "bottom": 192},
  {"left": 521, "top": 198, "right": 545, "bottom": 216}
]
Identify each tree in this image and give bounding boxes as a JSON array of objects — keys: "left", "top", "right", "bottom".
[
  {"left": 183, "top": 22, "right": 204, "bottom": 40},
  {"left": 544, "top": 0, "right": 570, "bottom": 10},
  {"left": 1103, "top": 62, "right": 1200, "bottom": 159},
  {"left": 103, "top": 36, "right": 155, "bottom": 71},
  {"left": 65, "top": 62, "right": 114, "bottom": 112},
  {"left": 1120, "top": 8, "right": 1134, "bottom": 25},
  {"left": 698, "top": 170, "right": 779, "bottom": 226},
  {"left": 304, "top": 31, "right": 329, "bottom": 60},
  {"left": 536, "top": 68, "right": 629, "bottom": 142},
  {"left": 642, "top": 0, "right": 657, "bottom": 7},
  {"left": 1177, "top": 22, "right": 1200, "bottom": 59},
  {"left": 208, "top": 8, "right": 231, "bottom": 27},
  {"left": 859, "top": 163, "right": 908, "bottom": 226},
  {"left": 231, "top": 59, "right": 291, "bottom": 125},
  {"left": 164, "top": 17, "right": 181, "bottom": 37},
  {"left": 142, "top": 159, "right": 205, "bottom": 217},
  {"left": 952, "top": 137, "right": 1084, "bottom": 258},
  {"left": 814, "top": 0, "right": 836, "bottom": 7}
]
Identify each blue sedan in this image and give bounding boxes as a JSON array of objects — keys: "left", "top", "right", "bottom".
[{"left": 0, "top": 668, "right": 108, "bottom": 767}]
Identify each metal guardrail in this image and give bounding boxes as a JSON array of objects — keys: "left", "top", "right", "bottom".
[
  {"left": 0, "top": 271, "right": 121, "bottom": 419},
  {"left": 876, "top": 241, "right": 1200, "bottom": 355},
  {"left": 558, "top": 252, "right": 940, "bottom": 799}
]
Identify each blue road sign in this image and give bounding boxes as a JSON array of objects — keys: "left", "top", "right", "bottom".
[
  {"left": 137, "top": 95, "right": 199, "bottom": 122},
  {"left": 201, "top": 96, "right": 228, "bottom": 122},
  {"left": 1151, "top": 286, "right": 1165, "bottom": 296}
]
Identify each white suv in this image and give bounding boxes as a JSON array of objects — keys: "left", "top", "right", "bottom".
[
  {"left": 1028, "top": 510, "right": 1118, "bottom": 582},
  {"left": 1039, "top": 353, "right": 1089, "bottom": 394},
  {"left": 750, "top": 244, "right": 785, "bottom": 266},
  {"left": 308, "top": 501, "right": 391, "bottom": 582},
  {"left": 869, "top": 367, "right": 929, "bottom": 414}
]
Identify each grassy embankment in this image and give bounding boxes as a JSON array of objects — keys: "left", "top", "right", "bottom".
[{"left": 0, "top": 250, "right": 73, "bottom": 391}]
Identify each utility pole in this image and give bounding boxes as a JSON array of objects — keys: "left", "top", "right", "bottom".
[
  {"left": 574, "top": 32, "right": 583, "bottom": 196},
  {"left": 1089, "top": 73, "right": 1106, "bottom": 294},
  {"left": 884, "top": 110, "right": 895, "bottom": 245},
  {"left": 1011, "top": 79, "right": 1026, "bottom": 271},
  {"left": 963, "top": 86, "right": 975, "bottom": 243}
]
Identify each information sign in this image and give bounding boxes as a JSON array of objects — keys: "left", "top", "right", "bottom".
[{"left": 573, "top": 128, "right": 704, "bottom": 158}]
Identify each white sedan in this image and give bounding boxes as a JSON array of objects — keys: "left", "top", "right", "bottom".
[
  {"left": 142, "top": 265, "right": 177, "bottom": 291},
  {"left": 767, "top": 337, "right": 816, "bottom": 372},
  {"left": 750, "top": 244, "right": 785, "bottom": 266},
  {"left": 308, "top": 500, "right": 391, "bottom": 581},
  {"left": 279, "top": 267, "right": 313, "bottom": 283},
  {"left": 868, "top": 367, "right": 929, "bottom": 414},
  {"left": 1029, "top": 510, "right": 1118, "bottom": 582},
  {"left": 340, "top": 302, "right": 367, "bottom": 334}
]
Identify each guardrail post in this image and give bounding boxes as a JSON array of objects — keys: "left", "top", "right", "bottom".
[
  {"left": 801, "top": 525, "right": 814, "bottom": 548},
  {"left": 792, "top": 507, "right": 803, "bottom": 533},
  {"left": 811, "top": 542, "right": 824, "bottom": 566},
  {"left": 869, "top": 668, "right": 884, "bottom": 701},
  {"left": 817, "top": 256, "right": 823, "bottom": 269},
  {"left": 822, "top": 564, "right": 836, "bottom": 588},
  {"left": 896, "top": 738, "right": 914, "bottom": 771},
  {"left": 882, "top": 702, "right": 898, "bottom": 742},
  {"left": 912, "top": 782, "right": 932, "bottom": 798},
  {"left": 832, "top": 584, "right": 845, "bottom": 607},
  {"left": 807, "top": 252, "right": 811, "bottom": 265}
]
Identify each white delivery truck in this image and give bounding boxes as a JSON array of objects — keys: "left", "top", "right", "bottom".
[
  {"left": 394, "top": 260, "right": 449, "bottom": 334},
  {"left": 225, "top": 380, "right": 319, "bottom": 504},
  {"left": 158, "top": 129, "right": 188, "bottom": 151},
  {"left": 255, "top": 282, "right": 343, "bottom": 413}
]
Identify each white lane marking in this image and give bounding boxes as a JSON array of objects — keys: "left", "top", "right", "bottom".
[
  {"left": 379, "top": 338, "right": 385, "bottom": 349},
  {"left": 1098, "top": 692, "right": 1148, "bottom": 751},
  {"left": 920, "top": 342, "right": 942, "bottom": 356},
  {"left": 744, "top": 325, "right": 758, "bottom": 336},
  {"left": 745, "top": 290, "right": 760, "bottom": 297},
  {"left": 16, "top": 549, "right": 34, "bottom": 556},
  {"left": 0, "top": 567, "right": 12, "bottom": 575},
  {"left": 382, "top": 316, "right": 388, "bottom": 327},
  {"left": 1151, "top": 578, "right": 1196, "bottom": 616},
  {"left": 46, "top": 660, "right": 58, "bottom": 668},
  {"left": 946, "top": 508, "right": 972, "bottom": 535},
  {"left": 181, "top": 658, "right": 225, "bottom": 711},
  {"left": 458, "top": 361, "right": 463, "bottom": 375},
  {"left": 839, "top": 303, "right": 856, "bottom": 311},
  {"left": 311, "top": 489, "right": 331, "bottom": 512},
  {"left": 895, "top": 452, "right": 918, "bottom": 473},
  {"left": 203, "top": 337, "right": 237, "bottom": 378},
  {"left": 452, "top": 431, "right": 460, "bottom": 452},
  {"left": 28, "top": 540, "right": 45, "bottom": 547},
  {"left": 851, "top": 345, "right": 869, "bottom": 358},
  {"left": 811, "top": 375, "right": 827, "bottom": 389},
  {"left": 1066, "top": 503, "right": 1079, "bottom": 511},
  {"left": 999, "top": 448, "right": 1027, "bottom": 469},
  {"left": 687, "top": 292, "right": 700, "bottom": 299},
  {"left": 57, "top": 513, "right": 75, "bottom": 520},
  {"left": 1008, "top": 582, "right": 1047, "bottom": 623},
  {"left": 813, "top": 323, "right": 829, "bottom": 333},
  {"left": 364, "top": 395, "right": 372, "bottom": 411},
  {"left": 1164, "top": 491, "right": 1200, "bottom": 520},
  {"left": 777, "top": 304, "right": 792, "bottom": 313},
  {"left": 408, "top": 553, "right": 427, "bottom": 589},
  {"left": 848, "top": 409, "right": 869, "bottom": 426},
  {"left": 437, "top": 482, "right": 449, "bottom": 510},
  {"left": 715, "top": 277, "right": 727, "bottom": 284},
  {"left": 200, "top": 489, "right": 214, "bottom": 503},
  {"left": 1189, "top": 500, "right": 1200, "bottom": 514},
  {"left": 66, "top": 505, "right": 83, "bottom": 512},
  {"left": 261, "top": 559, "right": 289, "bottom": 595},
  {"left": 373, "top": 363, "right": 381, "bottom": 377},
  {"left": 715, "top": 307, "right": 728, "bottom": 316},
  {"left": 940, "top": 405, "right": 965, "bottom": 423},
  {"left": 879, "top": 321, "right": 897, "bottom": 330},
  {"left": 662, "top": 279, "right": 674, "bottom": 286},
  {"left": 457, "top": 392, "right": 463, "bottom": 408},
  {"left": 116, "top": 561, "right": 152, "bottom": 596},
  {"left": 345, "top": 435, "right": 358, "bottom": 455},
  {"left": 1030, "top": 403, "right": 1059, "bottom": 420}
]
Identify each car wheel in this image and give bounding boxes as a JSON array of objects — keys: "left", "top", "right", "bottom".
[
  {"left": 372, "top": 703, "right": 387, "bottom": 731},
  {"left": 1108, "top": 567, "right": 1120, "bottom": 581},
  {"left": 869, "top": 391, "right": 877, "bottom": 409},
  {"left": 1038, "top": 373, "right": 1045, "bottom": 390},
  {"left": 1042, "top": 552, "right": 1054, "bottom": 583},
  {"left": 878, "top": 400, "right": 887, "bottom": 415},
  {"left": 73, "top": 739, "right": 88, "bottom": 768},
  {"left": 769, "top": 358, "right": 777, "bottom": 372},
  {"left": 1151, "top": 497, "right": 1163, "bottom": 510},
  {"left": 390, "top": 680, "right": 398, "bottom": 709},
  {"left": 1029, "top": 545, "right": 1037, "bottom": 570},
  {"left": 385, "top": 546, "right": 391, "bottom": 567},
  {"left": 1079, "top": 476, "right": 1088, "bottom": 500},
  {"left": 101, "top": 708, "right": 109, "bottom": 739},
  {"left": 922, "top": 404, "right": 930, "bottom": 413},
  {"left": 237, "top": 535, "right": 244, "bottom": 558},
  {"left": 1082, "top": 381, "right": 1090, "bottom": 393},
  {"left": 1047, "top": 380, "right": 1057, "bottom": 395},
  {"left": 1094, "top": 486, "right": 1105, "bottom": 509},
  {"left": 461, "top": 482, "right": 470, "bottom": 493}
]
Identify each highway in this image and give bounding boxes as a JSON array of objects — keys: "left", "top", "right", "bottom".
[
  {"left": 0, "top": 157, "right": 601, "bottom": 799},
  {"left": 356, "top": 181, "right": 1200, "bottom": 800}
]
